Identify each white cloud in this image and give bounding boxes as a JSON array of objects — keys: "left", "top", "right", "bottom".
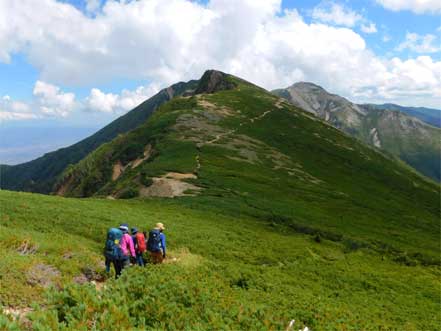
[
  {"left": 33, "top": 81, "right": 76, "bottom": 117},
  {"left": 0, "top": 0, "right": 440, "bottom": 111},
  {"left": 1, "top": 82, "right": 78, "bottom": 122},
  {"left": 376, "top": 0, "right": 441, "bottom": 14},
  {"left": 361, "top": 23, "right": 377, "bottom": 34},
  {"left": 86, "top": 84, "right": 159, "bottom": 113},
  {"left": 351, "top": 56, "right": 441, "bottom": 106},
  {"left": 0, "top": 80, "right": 159, "bottom": 121},
  {"left": 0, "top": 95, "right": 37, "bottom": 121},
  {"left": 87, "top": 89, "right": 118, "bottom": 113},
  {"left": 397, "top": 32, "right": 441, "bottom": 53},
  {"left": 311, "top": 1, "right": 362, "bottom": 27},
  {"left": 0, "top": 112, "right": 39, "bottom": 121}
]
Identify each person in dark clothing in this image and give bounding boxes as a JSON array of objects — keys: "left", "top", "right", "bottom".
[
  {"left": 105, "top": 257, "right": 124, "bottom": 278},
  {"left": 147, "top": 223, "right": 166, "bottom": 264},
  {"left": 104, "top": 227, "right": 125, "bottom": 279}
]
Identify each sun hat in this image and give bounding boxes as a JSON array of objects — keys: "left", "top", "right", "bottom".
[
  {"left": 119, "top": 223, "right": 129, "bottom": 233},
  {"left": 154, "top": 222, "right": 165, "bottom": 231}
]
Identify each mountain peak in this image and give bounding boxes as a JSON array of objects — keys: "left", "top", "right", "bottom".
[
  {"left": 194, "top": 69, "right": 237, "bottom": 94},
  {"left": 289, "top": 81, "right": 326, "bottom": 91}
]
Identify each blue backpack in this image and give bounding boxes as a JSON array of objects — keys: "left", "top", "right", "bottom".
[
  {"left": 147, "top": 229, "right": 161, "bottom": 252},
  {"left": 105, "top": 228, "right": 124, "bottom": 260}
]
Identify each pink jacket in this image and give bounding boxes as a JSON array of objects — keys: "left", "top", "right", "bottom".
[{"left": 121, "top": 233, "right": 135, "bottom": 257}]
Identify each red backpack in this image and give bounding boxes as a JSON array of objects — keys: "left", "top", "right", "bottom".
[{"left": 136, "top": 232, "right": 146, "bottom": 253}]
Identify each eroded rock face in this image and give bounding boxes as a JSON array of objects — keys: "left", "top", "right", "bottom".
[
  {"left": 195, "top": 70, "right": 237, "bottom": 94},
  {"left": 112, "top": 161, "right": 125, "bottom": 181},
  {"left": 56, "top": 175, "right": 75, "bottom": 196},
  {"left": 111, "top": 144, "right": 152, "bottom": 181}
]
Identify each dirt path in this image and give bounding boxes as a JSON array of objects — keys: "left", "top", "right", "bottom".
[
  {"left": 205, "top": 129, "right": 236, "bottom": 145},
  {"left": 250, "top": 110, "right": 272, "bottom": 123},
  {"left": 196, "top": 98, "right": 284, "bottom": 172},
  {"left": 195, "top": 155, "right": 201, "bottom": 170}
]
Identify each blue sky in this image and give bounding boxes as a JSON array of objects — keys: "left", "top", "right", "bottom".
[{"left": 1, "top": 0, "right": 440, "bottom": 127}]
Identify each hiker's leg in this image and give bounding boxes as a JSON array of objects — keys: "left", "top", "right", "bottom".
[
  {"left": 113, "top": 259, "right": 122, "bottom": 279},
  {"left": 149, "top": 252, "right": 156, "bottom": 264},
  {"left": 122, "top": 256, "right": 130, "bottom": 270},
  {"left": 157, "top": 252, "right": 164, "bottom": 264},
  {"left": 136, "top": 253, "right": 144, "bottom": 266},
  {"left": 105, "top": 256, "right": 111, "bottom": 273},
  {"left": 150, "top": 251, "right": 163, "bottom": 264}
]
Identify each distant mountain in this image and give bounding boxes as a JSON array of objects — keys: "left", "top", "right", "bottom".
[
  {"left": 363, "top": 103, "right": 441, "bottom": 128},
  {"left": 0, "top": 80, "right": 198, "bottom": 193},
  {"left": 273, "top": 83, "right": 441, "bottom": 181}
]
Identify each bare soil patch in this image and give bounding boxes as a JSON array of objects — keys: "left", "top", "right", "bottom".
[
  {"left": 139, "top": 173, "right": 201, "bottom": 198},
  {"left": 26, "top": 264, "right": 60, "bottom": 288}
]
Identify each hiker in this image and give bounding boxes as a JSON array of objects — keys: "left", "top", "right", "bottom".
[
  {"left": 119, "top": 223, "right": 136, "bottom": 269},
  {"left": 131, "top": 227, "right": 147, "bottom": 266},
  {"left": 104, "top": 227, "right": 124, "bottom": 278},
  {"left": 147, "top": 223, "right": 166, "bottom": 264}
]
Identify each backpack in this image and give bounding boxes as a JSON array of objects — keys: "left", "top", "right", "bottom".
[
  {"left": 136, "top": 232, "right": 146, "bottom": 253},
  {"left": 104, "top": 228, "right": 124, "bottom": 260},
  {"left": 147, "top": 229, "right": 161, "bottom": 252}
]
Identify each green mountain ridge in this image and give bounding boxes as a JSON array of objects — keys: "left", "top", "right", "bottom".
[
  {"left": 0, "top": 80, "right": 198, "bottom": 193},
  {"left": 0, "top": 70, "right": 439, "bottom": 330},
  {"left": 272, "top": 82, "right": 441, "bottom": 181},
  {"left": 55, "top": 70, "right": 439, "bottom": 263}
]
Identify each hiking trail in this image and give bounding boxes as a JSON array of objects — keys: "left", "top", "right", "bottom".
[{"left": 195, "top": 98, "right": 285, "bottom": 172}]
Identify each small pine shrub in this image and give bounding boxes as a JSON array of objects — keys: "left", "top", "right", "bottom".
[{"left": 118, "top": 187, "right": 139, "bottom": 199}]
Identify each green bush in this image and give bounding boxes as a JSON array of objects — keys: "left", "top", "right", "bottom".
[
  {"left": 118, "top": 142, "right": 145, "bottom": 165},
  {"left": 118, "top": 187, "right": 139, "bottom": 199},
  {"left": 139, "top": 170, "right": 154, "bottom": 187}
]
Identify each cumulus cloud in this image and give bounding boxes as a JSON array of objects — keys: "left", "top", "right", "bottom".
[
  {"left": 351, "top": 56, "right": 441, "bottom": 106},
  {"left": 311, "top": 2, "right": 377, "bottom": 35},
  {"left": 1, "top": 81, "right": 76, "bottom": 121},
  {"left": 311, "top": 1, "right": 362, "bottom": 27},
  {"left": 1, "top": 80, "right": 160, "bottom": 121},
  {"left": 376, "top": 0, "right": 441, "bottom": 14},
  {"left": 397, "top": 32, "right": 441, "bottom": 53},
  {"left": 0, "top": 0, "right": 440, "bottom": 112},
  {"left": 0, "top": 95, "right": 37, "bottom": 121},
  {"left": 86, "top": 84, "right": 159, "bottom": 113},
  {"left": 33, "top": 81, "right": 76, "bottom": 117}
]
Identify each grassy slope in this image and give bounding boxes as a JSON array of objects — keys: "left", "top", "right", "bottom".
[
  {"left": 0, "top": 191, "right": 440, "bottom": 330},
  {"left": 59, "top": 75, "right": 439, "bottom": 263},
  {"left": 1, "top": 74, "right": 440, "bottom": 329}
]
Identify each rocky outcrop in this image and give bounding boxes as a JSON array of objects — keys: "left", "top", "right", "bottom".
[
  {"left": 369, "top": 128, "right": 381, "bottom": 148},
  {"left": 195, "top": 70, "right": 237, "bottom": 94},
  {"left": 273, "top": 82, "right": 365, "bottom": 125}
]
